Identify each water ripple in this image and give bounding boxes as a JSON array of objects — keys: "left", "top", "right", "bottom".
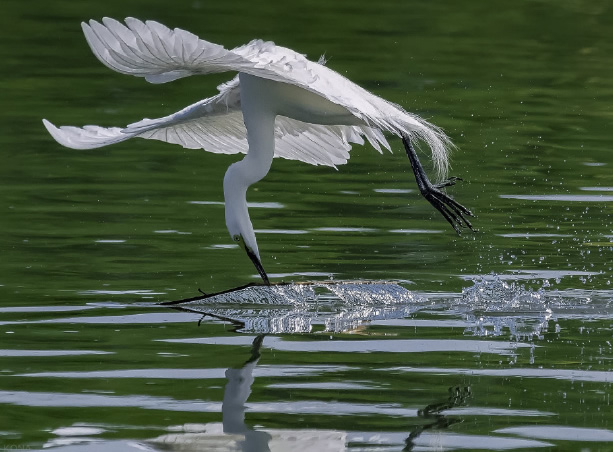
[
  {"left": 386, "top": 366, "right": 613, "bottom": 383},
  {"left": 500, "top": 194, "right": 613, "bottom": 202},
  {"left": 0, "top": 349, "right": 112, "bottom": 357},
  {"left": 161, "top": 336, "right": 532, "bottom": 354}
]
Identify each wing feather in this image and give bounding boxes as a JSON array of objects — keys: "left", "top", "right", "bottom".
[
  {"left": 82, "top": 18, "right": 255, "bottom": 84},
  {"left": 42, "top": 120, "right": 129, "bottom": 150}
]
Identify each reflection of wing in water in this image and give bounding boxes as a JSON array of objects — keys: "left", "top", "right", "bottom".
[{"left": 164, "top": 281, "right": 423, "bottom": 334}]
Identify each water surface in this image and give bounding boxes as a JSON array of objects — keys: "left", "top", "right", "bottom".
[{"left": 1, "top": 0, "right": 612, "bottom": 450}]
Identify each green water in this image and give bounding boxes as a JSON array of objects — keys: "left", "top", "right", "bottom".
[{"left": 1, "top": 0, "right": 612, "bottom": 450}]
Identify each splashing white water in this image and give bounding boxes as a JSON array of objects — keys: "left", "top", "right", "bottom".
[
  {"left": 179, "top": 281, "right": 423, "bottom": 333},
  {"left": 185, "top": 281, "right": 419, "bottom": 306},
  {"left": 461, "top": 275, "right": 549, "bottom": 313}
]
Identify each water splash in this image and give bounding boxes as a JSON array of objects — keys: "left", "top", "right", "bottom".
[
  {"left": 179, "top": 281, "right": 423, "bottom": 334},
  {"left": 184, "top": 282, "right": 418, "bottom": 306},
  {"left": 459, "top": 275, "right": 553, "bottom": 341},
  {"left": 464, "top": 313, "right": 552, "bottom": 342},
  {"left": 324, "top": 283, "right": 417, "bottom": 305},
  {"left": 170, "top": 276, "right": 608, "bottom": 338},
  {"left": 192, "top": 284, "right": 318, "bottom": 305},
  {"left": 460, "top": 275, "right": 549, "bottom": 313}
]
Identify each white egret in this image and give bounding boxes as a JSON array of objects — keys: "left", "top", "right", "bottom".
[{"left": 43, "top": 18, "right": 473, "bottom": 285}]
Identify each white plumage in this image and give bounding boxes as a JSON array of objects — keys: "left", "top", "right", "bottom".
[{"left": 43, "top": 18, "right": 467, "bottom": 284}]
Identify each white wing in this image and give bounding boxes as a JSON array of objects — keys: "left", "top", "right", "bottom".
[
  {"left": 43, "top": 76, "right": 244, "bottom": 152},
  {"left": 43, "top": 75, "right": 389, "bottom": 167},
  {"left": 80, "top": 18, "right": 451, "bottom": 175},
  {"left": 82, "top": 17, "right": 253, "bottom": 84}
]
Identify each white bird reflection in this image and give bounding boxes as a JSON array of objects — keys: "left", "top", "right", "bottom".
[
  {"left": 148, "top": 335, "right": 347, "bottom": 452},
  {"left": 147, "top": 335, "right": 473, "bottom": 452}
]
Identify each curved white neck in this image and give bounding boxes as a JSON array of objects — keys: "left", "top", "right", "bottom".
[{"left": 223, "top": 101, "right": 276, "bottom": 259}]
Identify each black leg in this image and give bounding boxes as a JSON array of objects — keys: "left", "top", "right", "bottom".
[{"left": 403, "top": 135, "right": 475, "bottom": 234}]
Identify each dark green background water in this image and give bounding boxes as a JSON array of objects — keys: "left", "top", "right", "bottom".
[{"left": 1, "top": 1, "right": 612, "bottom": 450}]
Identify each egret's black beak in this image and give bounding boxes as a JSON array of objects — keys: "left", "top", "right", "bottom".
[
  {"left": 235, "top": 235, "right": 270, "bottom": 285},
  {"left": 244, "top": 246, "right": 270, "bottom": 286}
]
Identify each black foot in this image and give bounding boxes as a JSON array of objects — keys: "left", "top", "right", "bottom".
[{"left": 403, "top": 135, "right": 475, "bottom": 234}]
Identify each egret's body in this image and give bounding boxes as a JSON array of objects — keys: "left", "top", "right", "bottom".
[{"left": 44, "top": 18, "right": 473, "bottom": 284}]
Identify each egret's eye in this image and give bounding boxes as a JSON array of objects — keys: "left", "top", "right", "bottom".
[{"left": 233, "top": 235, "right": 241, "bottom": 242}]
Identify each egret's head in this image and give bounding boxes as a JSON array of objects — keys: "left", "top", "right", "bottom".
[
  {"left": 225, "top": 208, "right": 259, "bottom": 259},
  {"left": 225, "top": 201, "right": 269, "bottom": 284}
]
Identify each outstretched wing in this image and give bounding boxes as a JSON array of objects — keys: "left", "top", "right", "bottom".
[
  {"left": 43, "top": 76, "right": 244, "bottom": 152},
  {"left": 43, "top": 76, "right": 389, "bottom": 167},
  {"left": 80, "top": 18, "right": 451, "bottom": 176},
  {"left": 82, "top": 17, "right": 254, "bottom": 84}
]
